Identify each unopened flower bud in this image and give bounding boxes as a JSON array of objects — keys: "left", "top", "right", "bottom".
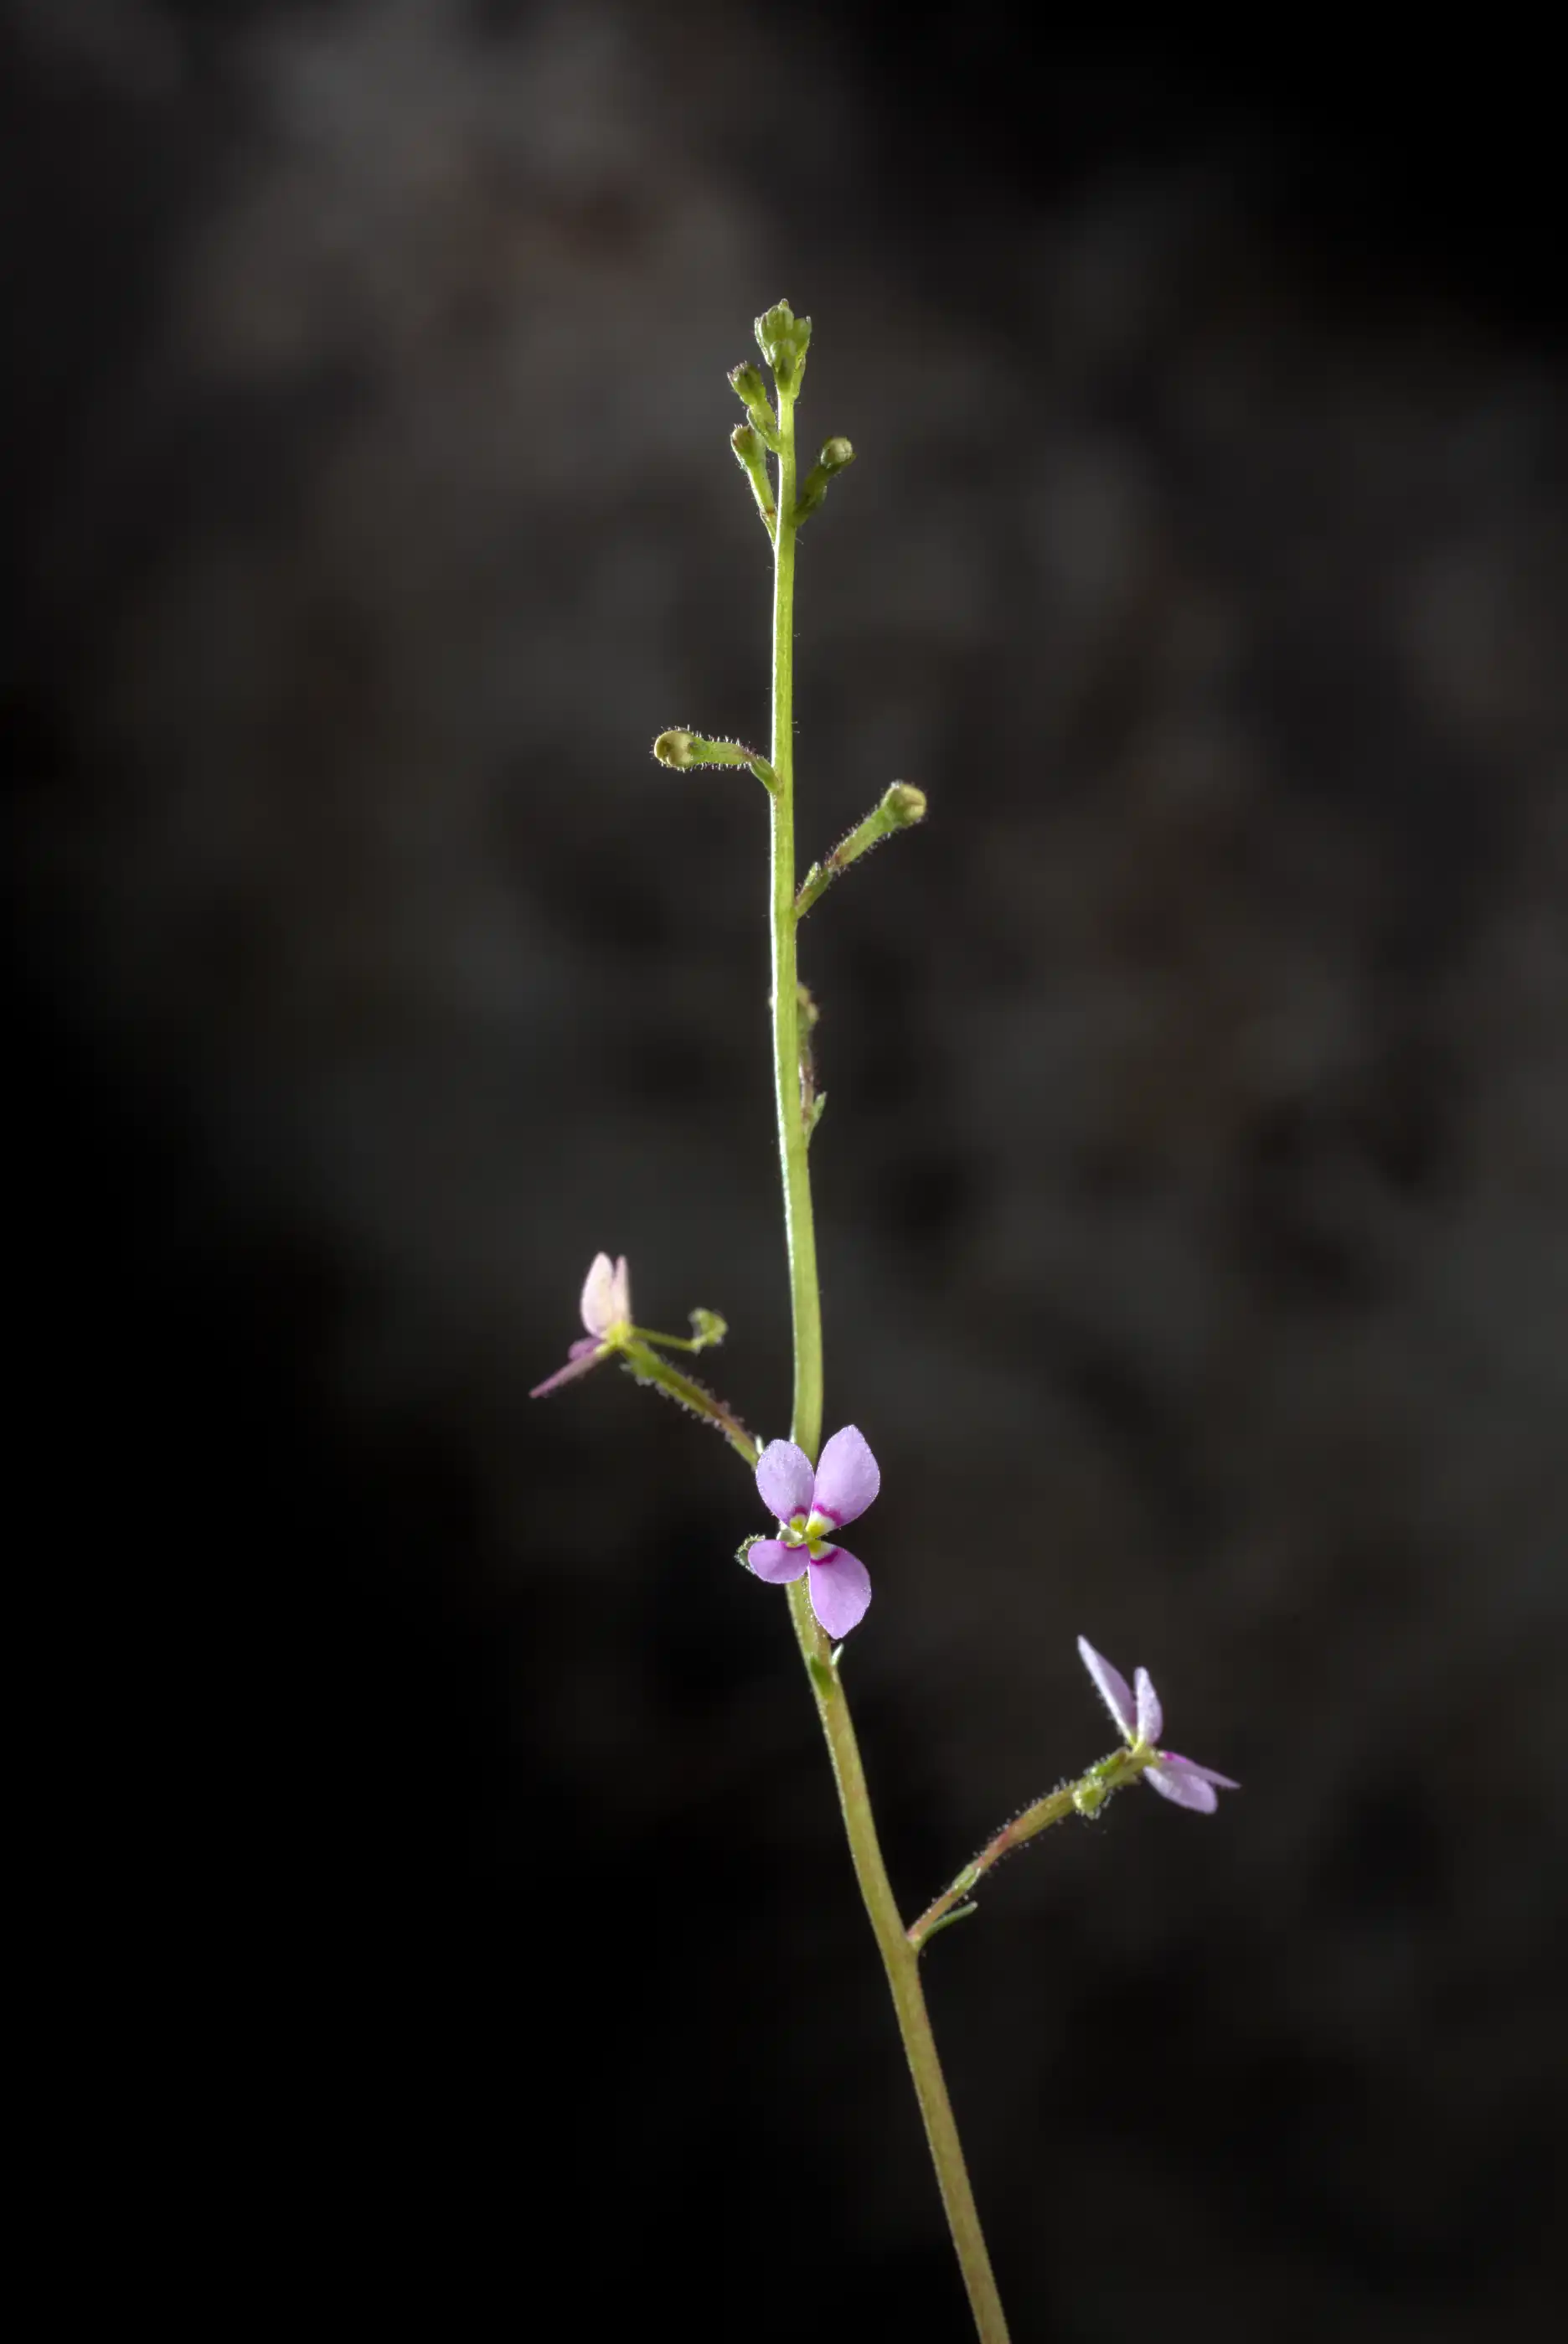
[
  {"left": 879, "top": 782, "right": 926, "bottom": 828},
  {"left": 728, "top": 362, "right": 771, "bottom": 412},
  {"left": 653, "top": 729, "right": 700, "bottom": 768},
  {"left": 653, "top": 730, "right": 751, "bottom": 769},
  {"left": 793, "top": 435, "right": 856, "bottom": 525},
  {"left": 793, "top": 782, "right": 928, "bottom": 919},
  {"left": 727, "top": 364, "right": 780, "bottom": 451},
  {"left": 654, "top": 729, "right": 776, "bottom": 792},
  {"left": 754, "top": 298, "right": 812, "bottom": 393}
]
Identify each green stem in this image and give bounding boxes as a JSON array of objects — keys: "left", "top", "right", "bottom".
[
  {"left": 619, "top": 1340, "right": 758, "bottom": 1466},
  {"left": 770, "top": 385, "right": 823, "bottom": 1461},
  {"left": 766, "top": 379, "right": 1011, "bottom": 2344},
  {"left": 906, "top": 1748, "right": 1149, "bottom": 1953}
]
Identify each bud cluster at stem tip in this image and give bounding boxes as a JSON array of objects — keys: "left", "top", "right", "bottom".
[{"left": 754, "top": 298, "right": 812, "bottom": 394}]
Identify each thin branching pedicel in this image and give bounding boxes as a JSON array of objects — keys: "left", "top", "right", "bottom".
[{"left": 529, "top": 302, "right": 1237, "bottom": 2344}]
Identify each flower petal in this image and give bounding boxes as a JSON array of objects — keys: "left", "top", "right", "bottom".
[
  {"left": 812, "top": 1425, "right": 880, "bottom": 1526},
  {"left": 579, "top": 1252, "right": 621, "bottom": 1337},
  {"left": 747, "top": 1538, "right": 807, "bottom": 1585},
  {"left": 756, "top": 1439, "right": 815, "bottom": 1522},
  {"left": 1143, "top": 1753, "right": 1237, "bottom": 1811},
  {"left": 1164, "top": 1752, "right": 1240, "bottom": 1791},
  {"left": 608, "top": 1253, "right": 632, "bottom": 1325},
  {"left": 807, "top": 1547, "right": 871, "bottom": 1638},
  {"left": 1077, "top": 1636, "right": 1137, "bottom": 1741},
  {"left": 1134, "top": 1666, "right": 1163, "bottom": 1747},
  {"left": 529, "top": 1339, "right": 604, "bottom": 1398}
]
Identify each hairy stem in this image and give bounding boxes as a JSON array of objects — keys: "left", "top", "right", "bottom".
[
  {"left": 620, "top": 1340, "right": 758, "bottom": 1466},
  {"left": 767, "top": 374, "right": 1011, "bottom": 2344},
  {"left": 907, "top": 1748, "right": 1149, "bottom": 1952}
]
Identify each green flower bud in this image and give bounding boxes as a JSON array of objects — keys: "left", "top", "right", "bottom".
[
  {"left": 728, "top": 362, "right": 771, "bottom": 412},
  {"left": 652, "top": 729, "right": 700, "bottom": 768},
  {"left": 654, "top": 730, "right": 777, "bottom": 793},
  {"left": 728, "top": 363, "right": 780, "bottom": 450},
  {"left": 754, "top": 297, "right": 812, "bottom": 392},
  {"left": 793, "top": 436, "right": 855, "bottom": 525},
  {"left": 880, "top": 782, "right": 926, "bottom": 828},
  {"left": 652, "top": 729, "right": 753, "bottom": 770},
  {"left": 793, "top": 784, "right": 929, "bottom": 918}
]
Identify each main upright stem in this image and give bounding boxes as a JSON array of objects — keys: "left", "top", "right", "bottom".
[
  {"left": 768, "top": 385, "right": 823, "bottom": 1462},
  {"left": 766, "top": 376, "right": 1011, "bottom": 2344}
]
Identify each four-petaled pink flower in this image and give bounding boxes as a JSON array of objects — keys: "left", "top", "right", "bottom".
[
  {"left": 529, "top": 1252, "right": 632, "bottom": 1397},
  {"left": 1077, "top": 1635, "right": 1239, "bottom": 1812},
  {"left": 748, "top": 1427, "right": 879, "bottom": 1639}
]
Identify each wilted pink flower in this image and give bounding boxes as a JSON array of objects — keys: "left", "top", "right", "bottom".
[
  {"left": 1077, "top": 1635, "right": 1239, "bottom": 1813},
  {"left": 529, "top": 1252, "right": 632, "bottom": 1397},
  {"left": 747, "top": 1426, "right": 879, "bottom": 1638}
]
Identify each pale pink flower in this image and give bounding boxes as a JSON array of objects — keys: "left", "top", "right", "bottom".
[
  {"left": 529, "top": 1252, "right": 632, "bottom": 1397},
  {"left": 1077, "top": 1636, "right": 1239, "bottom": 1812}
]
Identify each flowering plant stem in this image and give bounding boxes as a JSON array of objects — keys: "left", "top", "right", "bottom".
[
  {"left": 907, "top": 1748, "right": 1152, "bottom": 1950},
  {"left": 765, "top": 378, "right": 1012, "bottom": 2344}
]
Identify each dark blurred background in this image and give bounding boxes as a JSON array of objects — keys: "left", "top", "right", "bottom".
[{"left": 7, "top": 3, "right": 1565, "bottom": 2335}]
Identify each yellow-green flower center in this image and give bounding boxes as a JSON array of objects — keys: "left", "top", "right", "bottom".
[{"left": 780, "top": 1508, "right": 837, "bottom": 1560}]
